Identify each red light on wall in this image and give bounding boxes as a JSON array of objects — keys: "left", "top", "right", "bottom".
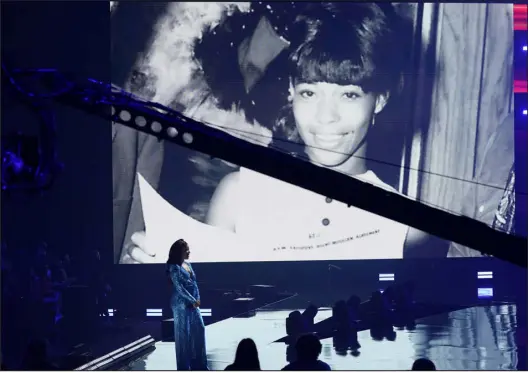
[
  {"left": 515, "top": 80, "right": 527, "bottom": 93},
  {"left": 514, "top": 5, "right": 527, "bottom": 30}
]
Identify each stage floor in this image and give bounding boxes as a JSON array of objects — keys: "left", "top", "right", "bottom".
[{"left": 128, "top": 304, "right": 522, "bottom": 370}]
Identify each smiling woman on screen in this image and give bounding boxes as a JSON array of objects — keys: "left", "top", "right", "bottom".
[
  {"left": 204, "top": 2, "right": 434, "bottom": 260},
  {"left": 124, "top": 2, "right": 441, "bottom": 264}
]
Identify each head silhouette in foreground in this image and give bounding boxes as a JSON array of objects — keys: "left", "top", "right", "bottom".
[
  {"left": 225, "top": 338, "right": 261, "bottom": 371},
  {"left": 412, "top": 358, "right": 436, "bottom": 370},
  {"left": 282, "top": 333, "right": 331, "bottom": 371}
]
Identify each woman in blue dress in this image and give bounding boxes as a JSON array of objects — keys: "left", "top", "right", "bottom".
[{"left": 167, "top": 239, "right": 208, "bottom": 370}]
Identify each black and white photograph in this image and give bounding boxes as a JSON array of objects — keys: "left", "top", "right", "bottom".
[{"left": 110, "top": 2, "right": 515, "bottom": 264}]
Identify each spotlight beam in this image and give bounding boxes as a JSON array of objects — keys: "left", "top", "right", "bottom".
[{"left": 7, "top": 70, "right": 525, "bottom": 267}]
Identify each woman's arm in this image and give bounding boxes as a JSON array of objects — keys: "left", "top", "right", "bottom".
[
  {"left": 189, "top": 264, "right": 200, "bottom": 302},
  {"left": 206, "top": 171, "right": 240, "bottom": 232},
  {"left": 168, "top": 265, "right": 197, "bottom": 306}
]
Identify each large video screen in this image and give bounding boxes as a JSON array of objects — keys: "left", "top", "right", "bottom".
[{"left": 111, "top": 2, "right": 517, "bottom": 264}]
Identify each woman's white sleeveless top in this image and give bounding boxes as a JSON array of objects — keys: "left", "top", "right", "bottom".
[{"left": 234, "top": 167, "right": 409, "bottom": 261}]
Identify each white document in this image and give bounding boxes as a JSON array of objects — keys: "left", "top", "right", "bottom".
[{"left": 138, "top": 173, "right": 405, "bottom": 263}]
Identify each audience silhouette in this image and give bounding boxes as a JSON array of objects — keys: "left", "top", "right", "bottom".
[
  {"left": 412, "top": 358, "right": 436, "bottom": 370},
  {"left": 346, "top": 295, "right": 361, "bottom": 321},
  {"left": 225, "top": 338, "right": 261, "bottom": 371},
  {"left": 21, "top": 338, "right": 59, "bottom": 371},
  {"left": 331, "top": 299, "right": 361, "bottom": 355},
  {"left": 282, "top": 334, "right": 331, "bottom": 371},
  {"left": 286, "top": 310, "right": 306, "bottom": 338}
]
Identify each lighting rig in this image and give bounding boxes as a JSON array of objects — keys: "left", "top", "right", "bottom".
[
  {"left": 2, "top": 67, "right": 526, "bottom": 267},
  {"left": 1, "top": 67, "right": 64, "bottom": 192}
]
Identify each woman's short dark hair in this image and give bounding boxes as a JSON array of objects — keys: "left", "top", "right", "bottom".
[
  {"left": 167, "top": 239, "right": 187, "bottom": 265},
  {"left": 274, "top": 2, "right": 407, "bottom": 142},
  {"left": 288, "top": 2, "right": 405, "bottom": 94}
]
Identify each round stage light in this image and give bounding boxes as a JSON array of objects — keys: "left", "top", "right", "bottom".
[
  {"left": 135, "top": 116, "right": 147, "bottom": 127},
  {"left": 182, "top": 132, "right": 193, "bottom": 144},
  {"left": 167, "top": 127, "right": 178, "bottom": 137},
  {"left": 119, "top": 110, "right": 131, "bottom": 122},
  {"left": 151, "top": 121, "right": 162, "bottom": 133}
]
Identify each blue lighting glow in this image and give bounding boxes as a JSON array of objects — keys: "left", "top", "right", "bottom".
[
  {"left": 523, "top": 45, "right": 527, "bottom": 51},
  {"left": 523, "top": 109, "right": 527, "bottom": 115},
  {"left": 478, "top": 288, "right": 493, "bottom": 299},
  {"left": 379, "top": 273, "right": 395, "bottom": 282},
  {"left": 143, "top": 308, "right": 212, "bottom": 317},
  {"left": 477, "top": 271, "right": 493, "bottom": 279}
]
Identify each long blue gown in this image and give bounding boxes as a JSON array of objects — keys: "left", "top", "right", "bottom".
[{"left": 168, "top": 263, "right": 208, "bottom": 370}]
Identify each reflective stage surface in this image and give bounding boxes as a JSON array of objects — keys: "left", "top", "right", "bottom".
[{"left": 128, "top": 304, "right": 523, "bottom": 370}]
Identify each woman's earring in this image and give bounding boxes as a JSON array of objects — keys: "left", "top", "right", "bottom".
[
  {"left": 287, "top": 95, "right": 293, "bottom": 102},
  {"left": 372, "top": 115, "right": 376, "bottom": 126}
]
